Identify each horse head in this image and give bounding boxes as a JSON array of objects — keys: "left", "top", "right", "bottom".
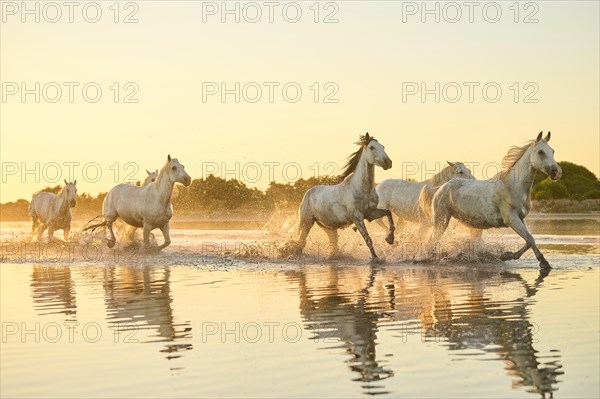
[
  {"left": 530, "top": 132, "right": 561, "bottom": 180},
  {"left": 143, "top": 169, "right": 159, "bottom": 186},
  {"left": 445, "top": 161, "right": 475, "bottom": 180},
  {"left": 362, "top": 133, "right": 392, "bottom": 170},
  {"left": 166, "top": 155, "right": 192, "bottom": 186},
  {"left": 63, "top": 179, "right": 77, "bottom": 207}
]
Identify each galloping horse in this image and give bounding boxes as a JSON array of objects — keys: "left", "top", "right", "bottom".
[
  {"left": 29, "top": 180, "right": 78, "bottom": 242},
  {"left": 296, "top": 133, "right": 395, "bottom": 262},
  {"left": 376, "top": 162, "right": 474, "bottom": 237},
  {"left": 428, "top": 132, "right": 561, "bottom": 268},
  {"left": 124, "top": 169, "right": 160, "bottom": 242},
  {"left": 83, "top": 155, "right": 191, "bottom": 250}
]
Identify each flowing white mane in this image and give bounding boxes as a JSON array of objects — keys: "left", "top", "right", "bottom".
[{"left": 498, "top": 140, "right": 535, "bottom": 177}]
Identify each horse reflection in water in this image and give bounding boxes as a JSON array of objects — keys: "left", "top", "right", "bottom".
[
  {"left": 102, "top": 266, "right": 192, "bottom": 360},
  {"left": 30, "top": 266, "right": 77, "bottom": 317},
  {"left": 287, "top": 266, "right": 562, "bottom": 398},
  {"left": 287, "top": 266, "right": 394, "bottom": 394},
  {"left": 419, "top": 268, "right": 563, "bottom": 398}
]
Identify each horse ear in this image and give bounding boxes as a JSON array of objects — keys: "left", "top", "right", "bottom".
[
  {"left": 365, "top": 132, "right": 370, "bottom": 139},
  {"left": 64, "top": 179, "right": 68, "bottom": 185},
  {"left": 146, "top": 170, "right": 151, "bottom": 175},
  {"left": 168, "top": 154, "right": 171, "bottom": 162},
  {"left": 536, "top": 131, "right": 543, "bottom": 142},
  {"left": 74, "top": 180, "right": 77, "bottom": 185},
  {"left": 545, "top": 131, "right": 551, "bottom": 142},
  {"left": 447, "top": 161, "right": 455, "bottom": 167}
]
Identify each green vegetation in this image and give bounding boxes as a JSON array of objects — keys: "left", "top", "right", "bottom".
[
  {"left": 172, "top": 175, "right": 339, "bottom": 211},
  {"left": 532, "top": 162, "right": 600, "bottom": 200},
  {"left": 2, "top": 161, "right": 598, "bottom": 221}
]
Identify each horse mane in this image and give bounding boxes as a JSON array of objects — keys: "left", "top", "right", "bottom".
[
  {"left": 430, "top": 164, "right": 454, "bottom": 186},
  {"left": 339, "top": 134, "right": 377, "bottom": 181},
  {"left": 156, "top": 158, "right": 172, "bottom": 184},
  {"left": 497, "top": 140, "right": 535, "bottom": 178}
]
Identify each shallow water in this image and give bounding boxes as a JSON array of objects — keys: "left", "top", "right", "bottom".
[{"left": 1, "top": 214, "right": 599, "bottom": 398}]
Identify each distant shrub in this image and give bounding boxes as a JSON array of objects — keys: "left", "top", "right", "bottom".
[
  {"left": 532, "top": 161, "right": 599, "bottom": 200},
  {"left": 584, "top": 189, "right": 600, "bottom": 199},
  {"left": 534, "top": 190, "right": 553, "bottom": 200}
]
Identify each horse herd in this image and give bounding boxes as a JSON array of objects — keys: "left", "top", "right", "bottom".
[{"left": 28, "top": 131, "right": 561, "bottom": 269}]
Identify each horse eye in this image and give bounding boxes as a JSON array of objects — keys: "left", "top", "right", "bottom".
[
  {"left": 171, "top": 166, "right": 177, "bottom": 171},
  {"left": 538, "top": 150, "right": 545, "bottom": 156}
]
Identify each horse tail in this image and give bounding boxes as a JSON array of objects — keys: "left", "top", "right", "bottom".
[
  {"left": 418, "top": 185, "right": 438, "bottom": 224},
  {"left": 81, "top": 215, "right": 106, "bottom": 233}
]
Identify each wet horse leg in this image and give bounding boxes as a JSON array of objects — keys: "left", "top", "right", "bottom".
[
  {"left": 427, "top": 206, "right": 452, "bottom": 261},
  {"left": 142, "top": 222, "right": 152, "bottom": 250},
  {"left": 157, "top": 223, "right": 171, "bottom": 251},
  {"left": 321, "top": 227, "right": 340, "bottom": 259},
  {"left": 503, "top": 213, "right": 549, "bottom": 269},
  {"left": 106, "top": 219, "right": 117, "bottom": 248},
  {"left": 366, "top": 208, "right": 395, "bottom": 245},
  {"left": 296, "top": 216, "right": 315, "bottom": 254},
  {"left": 31, "top": 217, "right": 39, "bottom": 241},
  {"left": 37, "top": 222, "right": 48, "bottom": 242},
  {"left": 353, "top": 217, "right": 379, "bottom": 261}
]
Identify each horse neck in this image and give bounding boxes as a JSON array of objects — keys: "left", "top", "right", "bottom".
[
  {"left": 155, "top": 169, "right": 174, "bottom": 207},
  {"left": 501, "top": 147, "right": 536, "bottom": 196},
  {"left": 426, "top": 166, "right": 450, "bottom": 186},
  {"left": 55, "top": 188, "right": 69, "bottom": 212},
  {"left": 348, "top": 152, "right": 375, "bottom": 193}
]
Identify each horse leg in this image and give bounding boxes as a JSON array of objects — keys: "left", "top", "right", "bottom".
[
  {"left": 503, "top": 213, "right": 549, "bottom": 269},
  {"left": 142, "top": 223, "right": 152, "bottom": 250},
  {"left": 501, "top": 242, "right": 531, "bottom": 261},
  {"left": 47, "top": 226, "right": 57, "bottom": 243},
  {"left": 63, "top": 226, "right": 70, "bottom": 242},
  {"left": 37, "top": 223, "right": 47, "bottom": 242},
  {"left": 31, "top": 218, "right": 39, "bottom": 241},
  {"left": 296, "top": 216, "right": 314, "bottom": 254},
  {"left": 157, "top": 223, "right": 171, "bottom": 251},
  {"left": 427, "top": 207, "right": 451, "bottom": 261},
  {"left": 321, "top": 227, "right": 340, "bottom": 259},
  {"left": 366, "top": 208, "right": 395, "bottom": 245},
  {"left": 106, "top": 220, "right": 117, "bottom": 248},
  {"left": 353, "top": 218, "right": 379, "bottom": 261}
]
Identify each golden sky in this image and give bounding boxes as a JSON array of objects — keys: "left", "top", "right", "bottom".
[{"left": 1, "top": 1, "right": 598, "bottom": 202}]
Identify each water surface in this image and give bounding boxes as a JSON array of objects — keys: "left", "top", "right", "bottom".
[{"left": 1, "top": 214, "right": 598, "bottom": 398}]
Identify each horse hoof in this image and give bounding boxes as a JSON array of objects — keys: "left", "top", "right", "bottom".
[
  {"left": 107, "top": 240, "right": 116, "bottom": 249},
  {"left": 500, "top": 252, "right": 514, "bottom": 261},
  {"left": 539, "top": 259, "right": 552, "bottom": 269},
  {"left": 385, "top": 235, "right": 394, "bottom": 245}
]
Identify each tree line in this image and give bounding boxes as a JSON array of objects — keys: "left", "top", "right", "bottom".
[
  {"left": 531, "top": 162, "right": 600, "bottom": 200},
  {"left": 1, "top": 161, "right": 598, "bottom": 221}
]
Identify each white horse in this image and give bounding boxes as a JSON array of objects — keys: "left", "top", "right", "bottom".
[
  {"left": 296, "top": 133, "right": 395, "bottom": 262},
  {"left": 428, "top": 132, "right": 561, "bottom": 268},
  {"left": 124, "top": 169, "right": 160, "bottom": 242},
  {"left": 376, "top": 162, "right": 475, "bottom": 236},
  {"left": 83, "top": 155, "right": 191, "bottom": 250},
  {"left": 29, "top": 180, "right": 78, "bottom": 242}
]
